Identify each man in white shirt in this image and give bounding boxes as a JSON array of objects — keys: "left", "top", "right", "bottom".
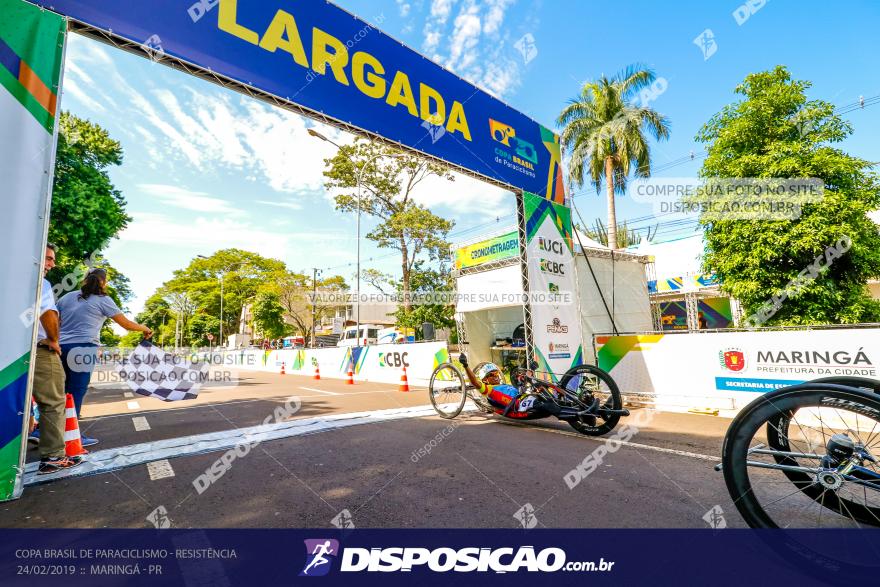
[{"left": 32, "top": 244, "right": 80, "bottom": 474}]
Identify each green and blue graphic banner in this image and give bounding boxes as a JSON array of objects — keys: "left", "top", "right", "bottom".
[
  {"left": 454, "top": 231, "right": 519, "bottom": 270},
  {"left": 0, "top": 0, "right": 66, "bottom": 501},
  {"left": 28, "top": 0, "right": 567, "bottom": 201},
  {"left": 522, "top": 192, "right": 582, "bottom": 381}
]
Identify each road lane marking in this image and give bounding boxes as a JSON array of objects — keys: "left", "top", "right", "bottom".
[
  {"left": 500, "top": 419, "right": 719, "bottom": 462},
  {"left": 147, "top": 459, "right": 175, "bottom": 480},
  {"left": 132, "top": 416, "right": 151, "bottom": 431},
  {"left": 23, "top": 404, "right": 474, "bottom": 486},
  {"left": 299, "top": 386, "right": 340, "bottom": 396},
  {"left": 126, "top": 401, "right": 140, "bottom": 410}
]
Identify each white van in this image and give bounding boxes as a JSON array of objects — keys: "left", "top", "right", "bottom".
[{"left": 336, "top": 324, "right": 381, "bottom": 347}]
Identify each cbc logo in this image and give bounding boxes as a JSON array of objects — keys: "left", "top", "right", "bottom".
[
  {"left": 539, "top": 258, "right": 565, "bottom": 275},
  {"left": 379, "top": 352, "right": 409, "bottom": 368}
]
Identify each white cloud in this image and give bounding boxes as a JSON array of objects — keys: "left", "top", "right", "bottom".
[
  {"left": 408, "top": 169, "right": 513, "bottom": 216},
  {"left": 256, "top": 199, "right": 304, "bottom": 211},
  {"left": 137, "top": 183, "right": 243, "bottom": 214},
  {"left": 61, "top": 77, "right": 105, "bottom": 113},
  {"left": 418, "top": 0, "right": 525, "bottom": 98}
]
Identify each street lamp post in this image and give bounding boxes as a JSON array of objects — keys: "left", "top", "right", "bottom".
[{"left": 307, "top": 129, "right": 401, "bottom": 346}]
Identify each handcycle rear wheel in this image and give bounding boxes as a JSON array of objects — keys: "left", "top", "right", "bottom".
[
  {"left": 722, "top": 383, "right": 880, "bottom": 528},
  {"left": 558, "top": 364, "right": 623, "bottom": 436},
  {"left": 428, "top": 362, "right": 468, "bottom": 419}
]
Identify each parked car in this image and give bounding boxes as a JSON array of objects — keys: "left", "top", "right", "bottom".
[
  {"left": 336, "top": 325, "right": 381, "bottom": 347},
  {"left": 282, "top": 336, "right": 305, "bottom": 348}
]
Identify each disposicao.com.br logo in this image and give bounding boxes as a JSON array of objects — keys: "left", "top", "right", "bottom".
[{"left": 301, "top": 543, "right": 615, "bottom": 574}]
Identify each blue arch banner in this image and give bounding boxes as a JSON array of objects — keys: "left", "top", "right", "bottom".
[{"left": 29, "top": 0, "right": 566, "bottom": 201}]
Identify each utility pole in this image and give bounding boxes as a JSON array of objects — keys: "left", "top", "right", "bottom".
[{"left": 311, "top": 268, "right": 321, "bottom": 348}]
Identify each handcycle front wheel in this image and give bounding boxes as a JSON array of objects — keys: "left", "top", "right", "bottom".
[
  {"left": 558, "top": 364, "right": 623, "bottom": 436},
  {"left": 428, "top": 362, "right": 468, "bottom": 419},
  {"left": 722, "top": 383, "right": 880, "bottom": 528}
]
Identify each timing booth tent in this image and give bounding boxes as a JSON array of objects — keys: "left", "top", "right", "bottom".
[
  {"left": 0, "top": 0, "right": 575, "bottom": 500},
  {"left": 453, "top": 226, "right": 655, "bottom": 372}
]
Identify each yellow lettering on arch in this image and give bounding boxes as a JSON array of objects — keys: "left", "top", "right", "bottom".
[
  {"left": 258, "top": 10, "right": 309, "bottom": 68},
  {"left": 312, "top": 28, "right": 350, "bottom": 85},
  {"left": 352, "top": 52, "right": 386, "bottom": 99},
  {"left": 218, "top": 0, "right": 259, "bottom": 45},
  {"left": 386, "top": 71, "right": 418, "bottom": 117},
  {"left": 446, "top": 101, "right": 472, "bottom": 141},
  {"left": 419, "top": 83, "right": 446, "bottom": 126}
]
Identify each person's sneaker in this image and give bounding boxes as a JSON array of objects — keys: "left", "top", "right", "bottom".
[
  {"left": 38, "top": 456, "right": 82, "bottom": 475},
  {"left": 27, "top": 428, "right": 40, "bottom": 444},
  {"left": 80, "top": 436, "right": 99, "bottom": 448}
]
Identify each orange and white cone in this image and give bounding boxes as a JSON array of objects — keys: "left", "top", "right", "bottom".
[
  {"left": 399, "top": 366, "right": 410, "bottom": 392},
  {"left": 314, "top": 365, "right": 321, "bottom": 380},
  {"left": 280, "top": 362, "right": 286, "bottom": 375},
  {"left": 346, "top": 369, "right": 354, "bottom": 385},
  {"left": 64, "top": 393, "right": 87, "bottom": 457}
]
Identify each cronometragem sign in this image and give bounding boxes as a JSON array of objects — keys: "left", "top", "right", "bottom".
[{"left": 28, "top": 0, "right": 567, "bottom": 201}]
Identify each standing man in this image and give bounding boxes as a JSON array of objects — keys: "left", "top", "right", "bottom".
[{"left": 32, "top": 244, "right": 80, "bottom": 474}]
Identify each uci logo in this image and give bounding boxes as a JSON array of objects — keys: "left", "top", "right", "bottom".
[
  {"left": 538, "top": 237, "right": 564, "bottom": 255},
  {"left": 539, "top": 259, "right": 565, "bottom": 275},
  {"left": 489, "top": 118, "right": 538, "bottom": 165},
  {"left": 379, "top": 352, "right": 409, "bottom": 368}
]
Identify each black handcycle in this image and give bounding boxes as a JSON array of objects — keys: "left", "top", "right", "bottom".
[
  {"left": 428, "top": 360, "right": 629, "bottom": 436},
  {"left": 720, "top": 376, "right": 880, "bottom": 528}
]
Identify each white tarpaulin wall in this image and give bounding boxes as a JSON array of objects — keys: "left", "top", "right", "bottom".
[
  {"left": 216, "top": 341, "right": 449, "bottom": 387},
  {"left": 595, "top": 328, "right": 880, "bottom": 414},
  {"left": 576, "top": 251, "right": 654, "bottom": 364},
  {"left": 455, "top": 265, "right": 523, "bottom": 313}
]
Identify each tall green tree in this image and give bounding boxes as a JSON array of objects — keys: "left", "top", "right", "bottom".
[
  {"left": 251, "top": 291, "right": 290, "bottom": 339},
  {"left": 391, "top": 261, "right": 456, "bottom": 336},
  {"left": 321, "top": 139, "right": 455, "bottom": 308},
  {"left": 696, "top": 66, "right": 880, "bottom": 325},
  {"left": 49, "top": 112, "right": 131, "bottom": 265},
  {"left": 557, "top": 65, "right": 670, "bottom": 249},
  {"left": 46, "top": 113, "right": 133, "bottom": 343},
  {"left": 169, "top": 249, "right": 287, "bottom": 343}
]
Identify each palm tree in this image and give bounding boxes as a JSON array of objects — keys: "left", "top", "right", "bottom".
[{"left": 558, "top": 65, "right": 670, "bottom": 249}]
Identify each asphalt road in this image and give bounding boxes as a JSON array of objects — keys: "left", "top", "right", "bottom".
[{"left": 2, "top": 368, "right": 745, "bottom": 529}]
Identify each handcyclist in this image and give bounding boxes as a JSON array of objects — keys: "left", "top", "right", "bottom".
[{"left": 458, "top": 353, "right": 561, "bottom": 418}]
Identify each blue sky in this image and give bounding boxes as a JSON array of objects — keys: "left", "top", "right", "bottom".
[{"left": 59, "top": 0, "right": 880, "bottom": 314}]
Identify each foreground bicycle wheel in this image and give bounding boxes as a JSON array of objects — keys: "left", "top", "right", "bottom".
[
  {"left": 428, "top": 362, "right": 468, "bottom": 419},
  {"left": 722, "top": 383, "right": 880, "bottom": 528},
  {"left": 558, "top": 364, "right": 623, "bottom": 436}
]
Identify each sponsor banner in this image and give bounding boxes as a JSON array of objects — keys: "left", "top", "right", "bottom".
[
  {"left": 1, "top": 528, "right": 877, "bottom": 584},
  {"left": 596, "top": 328, "right": 880, "bottom": 412},
  {"left": 658, "top": 298, "right": 732, "bottom": 331},
  {"left": 0, "top": 0, "right": 66, "bottom": 502},
  {"left": 648, "top": 273, "right": 719, "bottom": 293},
  {"left": 455, "top": 231, "right": 519, "bottom": 270},
  {"left": 218, "top": 341, "right": 447, "bottom": 386},
  {"left": 29, "top": 0, "right": 566, "bottom": 200},
  {"left": 522, "top": 192, "right": 583, "bottom": 381}
]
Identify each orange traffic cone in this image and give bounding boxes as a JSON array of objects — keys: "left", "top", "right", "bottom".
[
  {"left": 63, "top": 393, "right": 87, "bottom": 457},
  {"left": 314, "top": 365, "right": 321, "bottom": 380},
  {"left": 346, "top": 369, "right": 354, "bottom": 385},
  {"left": 399, "top": 366, "right": 410, "bottom": 392},
  {"left": 280, "top": 362, "right": 286, "bottom": 375}
]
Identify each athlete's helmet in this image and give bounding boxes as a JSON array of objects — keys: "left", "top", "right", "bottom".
[{"left": 475, "top": 362, "right": 502, "bottom": 381}]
